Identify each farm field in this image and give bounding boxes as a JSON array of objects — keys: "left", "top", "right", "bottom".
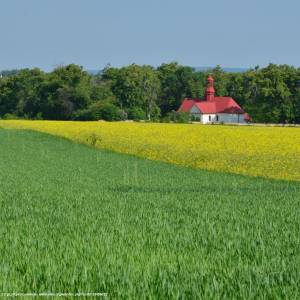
[
  {"left": 0, "top": 129, "right": 300, "bottom": 298},
  {"left": 0, "top": 120, "right": 300, "bottom": 182}
]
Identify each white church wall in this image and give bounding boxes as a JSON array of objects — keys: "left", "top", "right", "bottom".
[
  {"left": 201, "top": 114, "right": 216, "bottom": 124},
  {"left": 189, "top": 105, "right": 246, "bottom": 124},
  {"left": 218, "top": 114, "right": 246, "bottom": 123},
  {"left": 193, "top": 113, "right": 246, "bottom": 124}
]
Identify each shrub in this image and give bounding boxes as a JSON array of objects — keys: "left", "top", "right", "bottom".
[
  {"left": 163, "top": 111, "right": 190, "bottom": 123},
  {"left": 89, "top": 102, "right": 126, "bottom": 121},
  {"left": 99, "top": 103, "right": 123, "bottom": 121},
  {"left": 128, "top": 107, "right": 146, "bottom": 121},
  {"left": 73, "top": 109, "right": 95, "bottom": 121},
  {"left": 3, "top": 113, "right": 19, "bottom": 120}
]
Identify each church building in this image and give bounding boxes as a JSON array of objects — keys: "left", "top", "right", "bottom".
[{"left": 178, "top": 75, "right": 250, "bottom": 124}]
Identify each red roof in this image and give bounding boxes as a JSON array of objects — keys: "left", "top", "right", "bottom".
[
  {"left": 178, "top": 98, "right": 200, "bottom": 112},
  {"left": 243, "top": 113, "right": 251, "bottom": 121},
  {"left": 178, "top": 97, "right": 245, "bottom": 114}
]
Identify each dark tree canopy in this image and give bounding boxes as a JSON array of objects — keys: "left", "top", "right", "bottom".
[{"left": 0, "top": 63, "right": 300, "bottom": 123}]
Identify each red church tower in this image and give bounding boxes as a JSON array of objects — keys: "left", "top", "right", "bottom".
[{"left": 205, "top": 75, "right": 215, "bottom": 101}]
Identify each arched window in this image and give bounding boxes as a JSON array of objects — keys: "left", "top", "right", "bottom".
[
  {"left": 216, "top": 115, "right": 219, "bottom": 121},
  {"left": 209, "top": 115, "right": 211, "bottom": 121}
]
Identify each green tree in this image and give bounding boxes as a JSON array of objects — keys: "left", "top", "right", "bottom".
[
  {"left": 210, "top": 65, "right": 229, "bottom": 96},
  {"left": 103, "top": 64, "right": 160, "bottom": 120},
  {"left": 40, "top": 64, "right": 92, "bottom": 120},
  {"left": 157, "top": 62, "right": 194, "bottom": 115},
  {"left": 0, "top": 68, "right": 46, "bottom": 118}
]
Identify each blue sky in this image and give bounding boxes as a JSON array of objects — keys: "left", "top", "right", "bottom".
[{"left": 0, "top": 0, "right": 299, "bottom": 71}]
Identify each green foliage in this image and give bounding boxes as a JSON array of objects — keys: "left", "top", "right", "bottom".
[
  {"left": 1, "top": 129, "right": 300, "bottom": 298},
  {"left": 97, "top": 102, "right": 124, "bottom": 121},
  {"left": 210, "top": 65, "right": 229, "bottom": 96},
  {"left": 0, "top": 68, "right": 45, "bottom": 118},
  {"left": 41, "top": 65, "right": 93, "bottom": 120},
  {"left": 2, "top": 113, "right": 19, "bottom": 120},
  {"left": 157, "top": 62, "right": 194, "bottom": 115},
  {"left": 72, "top": 108, "right": 95, "bottom": 121},
  {"left": 128, "top": 107, "right": 146, "bottom": 121},
  {"left": 73, "top": 102, "right": 126, "bottom": 121},
  {"left": 163, "top": 111, "right": 190, "bottom": 123},
  {"left": 1, "top": 63, "right": 300, "bottom": 123},
  {"left": 102, "top": 64, "right": 161, "bottom": 120}
]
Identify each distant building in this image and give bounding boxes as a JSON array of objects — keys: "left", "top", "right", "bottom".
[{"left": 178, "top": 75, "right": 250, "bottom": 124}]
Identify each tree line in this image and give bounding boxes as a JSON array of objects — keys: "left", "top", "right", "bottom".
[{"left": 0, "top": 63, "right": 300, "bottom": 123}]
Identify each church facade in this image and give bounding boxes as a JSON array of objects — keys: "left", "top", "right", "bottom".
[{"left": 178, "top": 75, "right": 250, "bottom": 124}]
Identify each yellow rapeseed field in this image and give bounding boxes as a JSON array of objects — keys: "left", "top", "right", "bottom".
[{"left": 1, "top": 120, "right": 300, "bottom": 181}]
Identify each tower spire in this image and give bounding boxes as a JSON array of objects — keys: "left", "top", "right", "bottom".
[{"left": 205, "top": 75, "right": 215, "bottom": 101}]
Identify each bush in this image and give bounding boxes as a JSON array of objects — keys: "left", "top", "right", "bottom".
[
  {"left": 89, "top": 102, "right": 126, "bottom": 121},
  {"left": 3, "top": 113, "right": 19, "bottom": 120},
  {"left": 99, "top": 103, "right": 122, "bottom": 121},
  {"left": 190, "top": 115, "right": 201, "bottom": 122},
  {"left": 162, "top": 111, "right": 190, "bottom": 123},
  {"left": 72, "top": 102, "right": 128, "bottom": 122},
  {"left": 35, "top": 112, "right": 44, "bottom": 120},
  {"left": 150, "top": 104, "right": 161, "bottom": 122},
  {"left": 128, "top": 107, "right": 146, "bottom": 121},
  {"left": 73, "top": 109, "right": 95, "bottom": 121}
]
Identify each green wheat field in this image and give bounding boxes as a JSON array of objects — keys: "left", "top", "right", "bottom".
[{"left": 1, "top": 129, "right": 300, "bottom": 299}]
